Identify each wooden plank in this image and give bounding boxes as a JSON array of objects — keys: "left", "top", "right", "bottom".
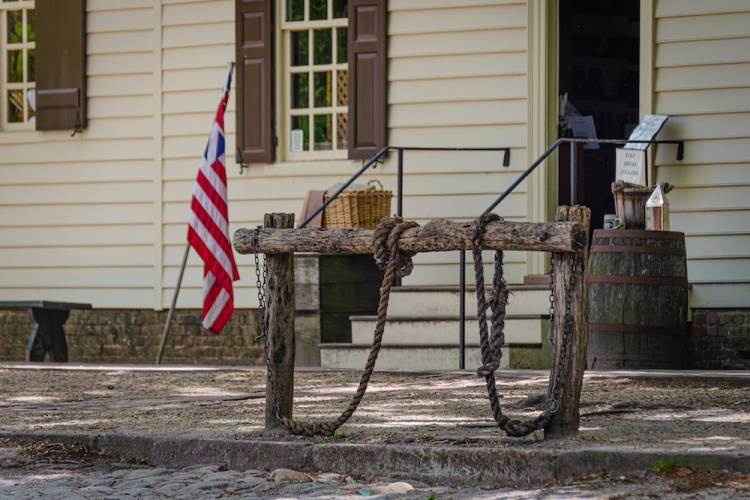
[
  {"left": 88, "top": 96, "right": 154, "bottom": 119},
  {"left": 657, "top": 12, "right": 750, "bottom": 43},
  {"left": 162, "top": 45, "right": 232, "bottom": 70},
  {"left": 0, "top": 224, "right": 154, "bottom": 247},
  {"left": 88, "top": 53, "right": 154, "bottom": 76},
  {"left": 390, "top": 124, "right": 527, "bottom": 148},
  {"left": 656, "top": 88, "right": 750, "bottom": 115},
  {"left": 390, "top": 100, "right": 526, "bottom": 127},
  {"left": 87, "top": 8, "right": 154, "bottom": 33},
  {"left": 656, "top": 63, "right": 750, "bottom": 92},
  {"left": 655, "top": 139, "right": 750, "bottom": 166},
  {"left": 263, "top": 213, "right": 296, "bottom": 433},
  {"left": 0, "top": 246, "right": 153, "bottom": 268},
  {"left": 546, "top": 205, "right": 590, "bottom": 438},
  {"left": 656, "top": 38, "right": 750, "bottom": 68},
  {"left": 658, "top": 114, "right": 750, "bottom": 141},
  {"left": 656, "top": 0, "right": 750, "bottom": 18},
  {"left": 0, "top": 203, "right": 153, "bottom": 226},
  {"left": 162, "top": 0, "right": 233, "bottom": 26},
  {"left": 389, "top": 29, "right": 526, "bottom": 58},
  {"left": 0, "top": 288, "right": 154, "bottom": 308},
  {"left": 88, "top": 74, "right": 154, "bottom": 97},
  {"left": 233, "top": 219, "right": 587, "bottom": 255},
  {"left": 658, "top": 163, "right": 750, "bottom": 187},
  {"left": 389, "top": 52, "right": 527, "bottom": 81},
  {"left": 0, "top": 160, "right": 153, "bottom": 184},
  {"left": 163, "top": 21, "right": 234, "bottom": 48},
  {"left": 0, "top": 181, "right": 153, "bottom": 205},
  {"left": 389, "top": 4, "right": 526, "bottom": 35},
  {"left": 390, "top": 75, "right": 527, "bottom": 104},
  {"left": 88, "top": 31, "right": 154, "bottom": 54}
]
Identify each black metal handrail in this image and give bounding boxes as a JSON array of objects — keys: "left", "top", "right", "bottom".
[{"left": 299, "top": 146, "right": 511, "bottom": 228}]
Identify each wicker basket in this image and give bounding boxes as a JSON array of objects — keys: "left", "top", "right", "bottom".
[{"left": 323, "top": 179, "right": 392, "bottom": 229}]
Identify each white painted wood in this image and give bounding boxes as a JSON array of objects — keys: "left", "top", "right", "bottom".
[
  {"left": 350, "top": 316, "right": 546, "bottom": 345},
  {"left": 386, "top": 287, "right": 549, "bottom": 316},
  {"left": 656, "top": 0, "right": 750, "bottom": 18},
  {"left": 656, "top": 12, "right": 750, "bottom": 43},
  {"left": 656, "top": 38, "right": 750, "bottom": 67},
  {"left": 389, "top": 4, "right": 527, "bottom": 34},
  {"left": 321, "top": 346, "right": 494, "bottom": 371}
]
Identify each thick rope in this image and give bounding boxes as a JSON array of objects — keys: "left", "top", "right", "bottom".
[
  {"left": 281, "top": 217, "right": 418, "bottom": 436},
  {"left": 472, "top": 213, "right": 557, "bottom": 437}
]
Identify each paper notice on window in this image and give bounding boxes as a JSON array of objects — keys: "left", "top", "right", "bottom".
[
  {"left": 291, "top": 129, "right": 304, "bottom": 153},
  {"left": 616, "top": 148, "right": 646, "bottom": 185},
  {"left": 623, "top": 114, "right": 668, "bottom": 150},
  {"left": 566, "top": 115, "right": 599, "bottom": 150}
]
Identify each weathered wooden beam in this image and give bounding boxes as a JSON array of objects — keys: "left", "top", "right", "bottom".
[
  {"left": 545, "top": 205, "right": 591, "bottom": 438},
  {"left": 234, "top": 218, "right": 586, "bottom": 255},
  {"left": 263, "top": 213, "right": 296, "bottom": 434}
]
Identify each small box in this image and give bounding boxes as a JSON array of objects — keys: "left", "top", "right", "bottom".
[{"left": 645, "top": 184, "right": 670, "bottom": 230}]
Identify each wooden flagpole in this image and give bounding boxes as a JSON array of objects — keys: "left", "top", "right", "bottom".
[{"left": 155, "top": 62, "right": 235, "bottom": 365}]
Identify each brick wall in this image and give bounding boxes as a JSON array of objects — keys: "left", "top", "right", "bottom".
[
  {"left": 0, "top": 308, "right": 262, "bottom": 365},
  {"left": 688, "top": 309, "right": 750, "bottom": 369}
]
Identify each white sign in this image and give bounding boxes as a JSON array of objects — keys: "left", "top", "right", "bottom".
[
  {"left": 567, "top": 115, "right": 599, "bottom": 150},
  {"left": 624, "top": 114, "right": 668, "bottom": 151},
  {"left": 616, "top": 148, "right": 646, "bottom": 185},
  {"left": 291, "top": 129, "right": 304, "bottom": 153}
]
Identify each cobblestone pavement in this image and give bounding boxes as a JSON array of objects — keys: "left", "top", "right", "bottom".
[{"left": 1, "top": 440, "right": 749, "bottom": 499}]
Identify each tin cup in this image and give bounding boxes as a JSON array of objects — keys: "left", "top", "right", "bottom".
[{"left": 603, "top": 214, "right": 623, "bottom": 230}]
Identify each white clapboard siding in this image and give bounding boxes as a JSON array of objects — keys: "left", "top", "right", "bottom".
[
  {"left": 654, "top": 0, "right": 750, "bottom": 307},
  {"left": 0, "top": 2, "right": 157, "bottom": 309}
]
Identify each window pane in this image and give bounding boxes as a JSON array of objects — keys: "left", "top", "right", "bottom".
[
  {"left": 26, "top": 9, "right": 35, "bottom": 42},
  {"left": 333, "top": 0, "right": 348, "bottom": 18},
  {"left": 291, "top": 31, "right": 308, "bottom": 66},
  {"left": 26, "top": 48, "right": 34, "bottom": 82},
  {"left": 313, "top": 71, "right": 331, "bottom": 107},
  {"left": 310, "top": 0, "right": 327, "bottom": 20},
  {"left": 336, "top": 27, "right": 347, "bottom": 63},
  {"left": 7, "top": 90, "right": 23, "bottom": 123},
  {"left": 291, "top": 115, "right": 310, "bottom": 152},
  {"left": 337, "top": 113, "right": 348, "bottom": 150},
  {"left": 314, "top": 114, "right": 332, "bottom": 150},
  {"left": 7, "top": 10, "right": 22, "bottom": 43},
  {"left": 286, "top": 0, "right": 303, "bottom": 21},
  {"left": 313, "top": 29, "right": 331, "bottom": 65},
  {"left": 7, "top": 50, "right": 22, "bottom": 83},
  {"left": 26, "top": 89, "right": 35, "bottom": 119},
  {"left": 336, "top": 70, "right": 348, "bottom": 106},
  {"left": 291, "top": 72, "right": 309, "bottom": 109}
]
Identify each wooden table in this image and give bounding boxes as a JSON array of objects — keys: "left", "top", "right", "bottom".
[{"left": 0, "top": 301, "right": 92, "bottom": 362}]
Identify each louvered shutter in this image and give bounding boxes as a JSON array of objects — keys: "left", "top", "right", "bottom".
[
  {"left": 348, "top": 0, "right": 387, "bottom": 160},
  {"left": 35, "top": 0, "right": 86, "bottom": 131},
  {"left": 236, "top": 0, "right": 275, "bottom": 163}
]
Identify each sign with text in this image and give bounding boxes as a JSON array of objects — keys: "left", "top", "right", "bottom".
[
  {"left": 616, "top": 148, "right": 647, "bottom": 185},
  {"left": 623, "top": 114, "right": 669, "bottom": 151}
]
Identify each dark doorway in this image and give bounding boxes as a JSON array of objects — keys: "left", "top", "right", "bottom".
[{"left": 558, "top": 0, "right": 640, "bottom": 231}]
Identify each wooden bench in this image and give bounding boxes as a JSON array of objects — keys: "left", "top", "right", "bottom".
[{"left": 0, "top": 301, "right": 92, "bottom": 362}]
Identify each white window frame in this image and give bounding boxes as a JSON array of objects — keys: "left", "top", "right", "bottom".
[
  {"left": 281, "top": 0, "right": 348, "bottom": 161},
  {"left": 0, "top": 0, "right": 35, "bottom": 131}
]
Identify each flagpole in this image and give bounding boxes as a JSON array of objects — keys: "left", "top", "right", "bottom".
[
  {"left": 155, "top": 61, "right": 235, "bottom": 365},
  {"left": 156, "top": 244, "right": 190, "bottom": 364}
]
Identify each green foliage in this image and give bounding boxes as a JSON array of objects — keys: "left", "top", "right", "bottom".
[
  {"left": 651, "top": 456, "right": 678, "bottom": 474},
  {"left": 333, "top": 429, "right": 345, "bottom": 439}
]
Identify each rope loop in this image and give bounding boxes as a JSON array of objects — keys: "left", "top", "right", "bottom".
[{"left": 373, "top": 216, "right": 419, "bottom": 278}]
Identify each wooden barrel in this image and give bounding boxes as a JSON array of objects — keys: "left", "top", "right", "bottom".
[{"left": 587, "top": 229, "right": 688, "bottom": 370}]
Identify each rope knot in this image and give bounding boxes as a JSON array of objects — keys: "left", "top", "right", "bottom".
[{"left": 372, "top": 217, "right": 419, "bottom": 278}]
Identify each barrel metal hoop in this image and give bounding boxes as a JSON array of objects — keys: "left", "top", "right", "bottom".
[
  {"left": 591, "top": 230, "right": 685, "bottom": 240},
  {"left": 590, "top": 245, "right": 686, "bottom": 256},
  {"left": 590, "top": 322, "right": 687, "bottom": 334},
  {"left": 587, "top": 275, "right": 688, "bottom": 287}
]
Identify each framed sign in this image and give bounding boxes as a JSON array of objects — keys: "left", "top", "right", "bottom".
[
  {"left": 623, "top": 114, "right": 668, "bottom": 151},
  {"left": 616, "top": 148, "right": 647, "bottom": 185}
]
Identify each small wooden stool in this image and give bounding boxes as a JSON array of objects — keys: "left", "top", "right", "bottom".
[{"left": 0, "top": 301, "right": 92, "bottom": 362}]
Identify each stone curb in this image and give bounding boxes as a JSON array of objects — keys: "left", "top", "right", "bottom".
[{"left": 2, "top": 431, "right": 749, "bottom": 486}]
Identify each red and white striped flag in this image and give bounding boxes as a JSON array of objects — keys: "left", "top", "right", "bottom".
[{"left": 187, "top": 65, "right": 239, "bottom": 334}]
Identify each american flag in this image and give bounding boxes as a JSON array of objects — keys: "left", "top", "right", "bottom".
[{"left": 187, "top": 65, "right": 239, "bottom": 334}]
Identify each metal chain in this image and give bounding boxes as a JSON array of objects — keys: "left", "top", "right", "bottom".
[
  {"left": 547, "top": 255, "right": 556, "bottom": 347},
  {"left": 253, "top": 226, "right": 280, "bottom": 421}
]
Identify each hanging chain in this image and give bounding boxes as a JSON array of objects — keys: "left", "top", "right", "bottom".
[
  {"left": 547, "top": 255, "right": 556, "bottom": 347},
  {"left": 253, "top": 226, "right": 280, "bottom": 421}
]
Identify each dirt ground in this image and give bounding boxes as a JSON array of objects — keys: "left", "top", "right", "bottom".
[{"left": 1, "top": 366, "right": 749, "bottom": 453}]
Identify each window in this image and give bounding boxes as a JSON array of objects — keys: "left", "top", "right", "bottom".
[
  {"left": 1, "top": 0, "right": 34, "bottom": 129},
  {"left": 282, "top": 0, "right": 348, "bottom": 159}
]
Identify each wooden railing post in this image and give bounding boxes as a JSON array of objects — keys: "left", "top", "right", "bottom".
[
  {"left": 546, "top": 205, "right": 590, "bottom": 438},
  {"left": 264, "top": 213, "right": 296, "bottom": 433}
]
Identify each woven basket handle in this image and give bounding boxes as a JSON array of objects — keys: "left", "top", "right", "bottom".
[{"left": 367, "top": 179, "right": 384, "bottom": 190}]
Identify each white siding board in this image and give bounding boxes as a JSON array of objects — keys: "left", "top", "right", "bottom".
[
  {"left": 0, "top": 289, "right": 154, "bottom": 309},
  {"left": 389, "top": 4, "right": 527, "bottom": 34},
  {"left": 0, "top": 268, "right": 153, "bottom": 288},
  {"left": 391, "top": 99, "right": 526, "bottom": 127},
  {"left": 88, "top": 74, "right": 154, "bottom": 97},
  {"left": 88, "top": 31, "right": 154, "bottom": 54},
  {"left": 390, "top": 124, "right": 526, "bottom": 148},
  {"left": 390, "top": 75, "right": 526, "bottom": 104},
  {"left": 84, "top": 117, "right": 155, "bottom": 140},
  {"left": 162, "top": 0, "right": 233, "bottom": 26},
  {"left": 162, "top": 22, "right": 234, "bottom": 48},
  {"left": 658, "top": 114, "right": 750, "bottom": 141},
  {"left": 0, "top": 182, "right": 154, "bottom": 206},
  {"left": 655, "top": 88, "right": 750, "bottom": 115},
  {"left": 389, "top": 29, "right": 526, "bottom": 58},
  {"left": 656, "top": 0, "right": 750, "bottom": 18},
  {"left": 389, "top": 52, "right": 527, "bottom": 81},
  {"left": 656, "top": 12, "right": 750, "bottom": 43},
  {"left": 655, "top": 38, "right": 750, "bottom": 68},
  {"left": 0, "top": 246, "right": 154, "bottom": 268},
  {"left": 87, "top": 8, "right": 154, "bottom": 33},
  {"left": 0, "top": 160, "right": 153, "bottom": 185},
  {"left": 88, "top": 53, "right": 154, "bottom": 76},
  {"left": 656, "top": 63, "right": 750, "bottom": 91},
  {"left": 0, "top": 204, "right": 154, "bottom": 227},
  {"left": 0, "top": 225, "right": 154, "bottom": 248}
]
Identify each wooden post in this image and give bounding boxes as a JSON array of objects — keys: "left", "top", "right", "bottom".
[
  {"left": 264, "top": 213, "right": 296, "bottom": 433},
  {"left": 546, "top": 205, "right": 590, "bottom": 438}
]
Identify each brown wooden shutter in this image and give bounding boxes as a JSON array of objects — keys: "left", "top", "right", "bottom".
[
  {"left": 35, "top": 0, "right": 86, "bottom": 131},
  {"left": 348, "top": 0, "right": 387, "bottom": 160},
  {"left": 236, "top": 0, "right": 275, "bottom": 164}
]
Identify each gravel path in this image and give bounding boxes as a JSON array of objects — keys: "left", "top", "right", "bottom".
[
  {"left": 2, "top": 439, "right": 749, "bottom": 499},
  {"left": 1, "top": 367, "right": 749, "bottom": 453}
]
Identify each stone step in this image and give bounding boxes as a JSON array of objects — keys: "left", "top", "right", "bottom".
[
  {"left": 350, "top": 314, "right": 549, "bottom": 345},
  {"left": 320, "top": 342, "right": 551, "bottom": 370},
  {"left": 387, "top": 285, "right": 551, "bottom": 317}
]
